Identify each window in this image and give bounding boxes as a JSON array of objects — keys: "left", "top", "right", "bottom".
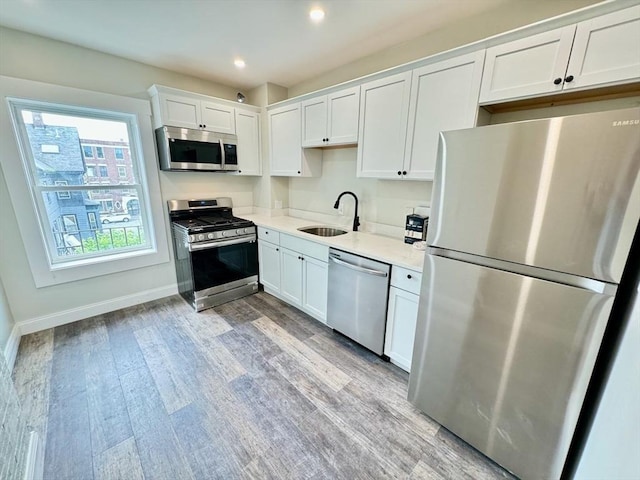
[
  {"left": 7, "top": 99, "right": 154, "bottom": 267},
  {"left": 2, "top": 77, "right": 169, "bottom": 288},
  {"left": 55, "top": 180, "right": 70, "bottom": 199},
  {"left": 100, "top": 199, "right": 114, "bottom": 212},
  {"left": 87, "top": 212, "right": 98, "bottom": 230},
  {"left": 114, "top": 147, "right": 124, "bottom": 159},
  {"left": 62, "top": 214, "right": 78, "bottom": 232},
  {"left": 41, "top": 144, "right": 60, "bottom": 153}
]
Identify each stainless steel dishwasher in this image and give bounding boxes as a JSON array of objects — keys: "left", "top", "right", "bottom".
[{"left": 327, "top": 248, "right": 391, "bottom": 355}]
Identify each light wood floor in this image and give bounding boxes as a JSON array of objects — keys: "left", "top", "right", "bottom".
[{"left": 12, "top": 292, "right": 515, "bottom": 480}]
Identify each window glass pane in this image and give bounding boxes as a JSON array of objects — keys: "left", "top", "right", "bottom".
[
  {"left": 41, "top": 188, "right": 147, "bottom": 259},
  {"left": 20, "top": 111, "right": 137, "bottom": 186}
]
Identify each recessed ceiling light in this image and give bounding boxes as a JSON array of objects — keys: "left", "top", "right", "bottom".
[
  {"left": 309, "top": 8, "right": 325, "bottom": 22},
  {"left": 234, "top": 59, "right": 246, "bottom": 69}
]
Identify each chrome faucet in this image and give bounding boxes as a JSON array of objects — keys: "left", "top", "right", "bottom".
[{"left": 334, "top": 191, "right": 360, "bottom": 232}]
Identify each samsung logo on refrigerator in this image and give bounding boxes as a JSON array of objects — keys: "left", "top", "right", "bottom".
[{"left": 612, "top": 119, "right": 640, "bottom": 127}]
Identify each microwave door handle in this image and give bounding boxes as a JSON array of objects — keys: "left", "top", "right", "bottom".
[{"left": 219, "top": 139, "right": 225, "bottom": 168}]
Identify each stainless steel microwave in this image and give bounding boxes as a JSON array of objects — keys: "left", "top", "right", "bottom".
[{"left": 155, "top": 126, "right": 238, "bottom": 172}]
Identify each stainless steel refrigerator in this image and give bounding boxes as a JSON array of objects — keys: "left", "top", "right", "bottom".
[{"left": 408, "top": 107, "right": 640, "bottom": 480}]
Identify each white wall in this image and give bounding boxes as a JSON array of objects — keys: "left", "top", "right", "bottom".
[
  {"left": 0, "top": 276, "right": 15, "bottom": 355},
  {"left": 573, "top": 282, "right": 640, "bottom": 479},
  {"left": 0, "top": 26, "right": 257, "bottom": 328}
]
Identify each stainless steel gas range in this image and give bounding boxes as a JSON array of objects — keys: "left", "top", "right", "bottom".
[{"left": 168, "top": 198, "right": 258, "bottom": 311}]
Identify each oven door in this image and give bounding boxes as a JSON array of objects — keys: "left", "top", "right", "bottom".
[{"left": 188, "top": 235, "right": 258, "bottom": 298}]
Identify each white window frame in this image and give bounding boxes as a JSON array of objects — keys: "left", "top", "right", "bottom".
[
  {"left": 117, "top": 166, "right": 126, "bottom": 177},
  {"left": 0, "top": 76, "right": 170, "bottom": 288},
  {"left": 96, "top": 146, "right": 104, "bottom": 158},
  {"left": 87, "top": 212, "right": 98, "bottom": 230},
  {"left": 54, "top": 180, "right": 71, "bottom": 199}
]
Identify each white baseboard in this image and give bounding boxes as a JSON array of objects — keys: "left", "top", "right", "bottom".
[
  {"left": 3, "top": 323, "right": 21, "bottom": 371},
  {"left": 16, "top": 284, "right": 178, "bottom": 335},
  {"left": 23, "top": 431, "right": 43, "bottom": 480}
]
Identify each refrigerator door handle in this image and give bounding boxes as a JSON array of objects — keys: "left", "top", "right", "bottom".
[{"left": 429, "top": 247, "right": 617, "bottom": 296}]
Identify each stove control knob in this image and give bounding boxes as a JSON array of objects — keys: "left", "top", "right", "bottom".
[
  {"left": 197, "top": 234, "right": 205, "bottom": 241},
  {"left": 207, "top": 233, "right": 214, "bottom": 240},
  {"left": 189, "top": 235, "right": 195, "bottom": 242},
  {"left": 220, "top": 231, "right": 226, "bottom": 237},
  {"left": 236, "top": 229, "right": 243, "bottom": 234}
]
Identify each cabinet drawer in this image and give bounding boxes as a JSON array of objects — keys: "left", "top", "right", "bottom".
[
  {"left": 280, "top": 233, "right": 329, "bottom": 262},
  {"left": 258, "top": 227, "right": 280, "bottom": 244},
  {"left": 391, "top": 266, "right": 422, "bottom": 295}
]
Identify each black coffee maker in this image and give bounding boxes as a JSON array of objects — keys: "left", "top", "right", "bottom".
[{"left": 404, "top": 214, "right": 428, "bottom": 244}]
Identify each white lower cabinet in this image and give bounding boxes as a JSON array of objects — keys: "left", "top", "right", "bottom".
[
  {"left": 257, "top": 229, "right": 328, "bottom": 323},
  {"left": 257, "top": 239, "right": 280, "bottom": 292},
  {"left": 280, "top": 247, "right": 304, "bottom": 305},
  {"left": 384, "top": 266, "right": 422, "bottom": 372},
  {"left": 300, "top": 255, "right": 328, "bottom": 323}
]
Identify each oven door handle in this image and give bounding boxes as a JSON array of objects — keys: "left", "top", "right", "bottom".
[{"left": 188, "top": 234, "right": 256, "bottom": 252}]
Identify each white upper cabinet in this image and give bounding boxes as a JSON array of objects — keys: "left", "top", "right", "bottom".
[
  {"left": 565, "top": 6, "right": 640, "bottom": 92},
  {"left": 479, "top": 26, "right": 575, "bottom": 104},
  {"left": 357, "top": 52, "right": 483, "bottom": 181},
  {"left": 235, "top": 110, "right": 262, "bottom": 176},
  {"left": 269, "top": 103, "right": 321, "bottom": 177},
  {"left": 480, "top": 5, "right": 640, "bottom": 104},
  {"left": 403, "top": 51, "right": 484, "bottom": 180},
  {"left": 302, "top": 86, "right": 361, "bottom": 147},
  {"left": 156, "top": 92, "right": 235, "bottom": 133},
  {"left": 199, "top": 101, "right": 236, "bottom": 134},
  {"left": 357, "top": 72, "right": 412, "bottom": 179}
]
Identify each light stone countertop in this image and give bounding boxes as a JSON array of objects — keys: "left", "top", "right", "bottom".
[{"left": 240, "top": 214, "right": 426, "bottom": 272}]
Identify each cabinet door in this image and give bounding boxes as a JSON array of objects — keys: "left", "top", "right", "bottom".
[
  {"left": 565, "top": 6, "right": 640, "bottom": 92},
  {"left": 258, "top": 240, "right": 280, "bottom": 292},
  {"left": 357, "top": 72, "right": 412, "bottom": 179},
  {"left": 280, "top": 248, "right": 303, "bottom": 306},
  {"left": 301, "top": 96, "right": 327, "bottom": 147},
  {"left": 235, "top": 110, "right": 262, "bottom": 176},
  {"left": 201, "top": 101, "right": 236, "bottom": 134},
  {"left": 159, "top": 93, "right": 201, "bottom": 129},
  {"left": 302, "top": 256, "right": 328, "bottom": 323},
  {"left": 479, "top": 25, "right": 576, "bottom": 104},
  {"left": 384, "top": 286, "right": 419, "bottom": 372},
  {"left": 327, "top": 86, "right": 360, "bottom": 146},
  {"left": 404, "top": 51, "right": 484, "bottom": 180},
  {"left": 269, "top": 104, "right": 302, "bottom": 176}
]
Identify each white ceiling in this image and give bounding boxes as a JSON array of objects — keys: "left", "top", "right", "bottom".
[{"left": 0, "top": 0, "right": 514, "bottom": 90}]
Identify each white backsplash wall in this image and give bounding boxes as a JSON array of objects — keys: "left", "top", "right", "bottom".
[
  {"left": 158, "top": 172, "right": 256, "bottom": 214},
  {"left": 288, "top": 147, "right": 432, "bottom": 238}
]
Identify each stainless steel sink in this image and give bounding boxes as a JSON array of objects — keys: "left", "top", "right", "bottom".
[{"left": 298, "top": 226, "right": 348, "bottom": 237}]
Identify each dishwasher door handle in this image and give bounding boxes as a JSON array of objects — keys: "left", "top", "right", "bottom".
[{"left": 329, "top": 254, "right": 388, "bottom": 277}]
